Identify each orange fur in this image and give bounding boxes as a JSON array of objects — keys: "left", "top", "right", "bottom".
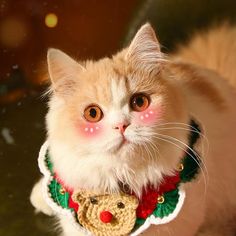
[{"left": 175, "top": 23, "right": 236, "bottom": 88}]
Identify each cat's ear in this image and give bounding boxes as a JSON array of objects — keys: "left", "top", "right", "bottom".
[
  {"left": 47, "top": 48, "right": 85, "bottom": 95},
  {"left": 126, "top": 23, "right": 164, "bottom": 74}
]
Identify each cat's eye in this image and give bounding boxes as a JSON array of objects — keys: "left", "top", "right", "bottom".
[
  {"left": 130, "top": 93, "right": 150, "bottom": 112},
  {"left": 84, "top": 105, "right": 103, "bottom": 123}
]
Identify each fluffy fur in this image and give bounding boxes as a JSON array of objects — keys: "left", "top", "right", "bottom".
[{"left": 31, "top": 23, "right": 236, "bottom": 236}]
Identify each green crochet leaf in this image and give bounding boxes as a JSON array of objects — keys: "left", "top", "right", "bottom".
[
  {"left": 45, "top": 151, "right": 53, "bottom": 173},
  {"left": 132, "top": 218, "right": 145, "bottom": 233},
  {"left": 180, "top": 149, "right": 200, "bottom": 183},
  {"left": 153, "top": 189, "right": 179, "bottom": 219},
  {"left": 48, "top": 178, "right": 70, "bottom": 209},
  {"left": 135, "top": 217, "right": 145, "bottom": 226}
]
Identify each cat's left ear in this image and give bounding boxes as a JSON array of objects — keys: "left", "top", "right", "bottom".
[{"left": 126, "top": 23, "right": 164, "bottom": 74}]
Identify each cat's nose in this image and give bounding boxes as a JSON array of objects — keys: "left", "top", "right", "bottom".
[{"left": 113, "top": 122, "right": 130, "bottom": 133}]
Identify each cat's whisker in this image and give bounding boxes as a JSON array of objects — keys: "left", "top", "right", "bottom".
[
  {"left": 145, "top": 139, "right": 163, "bottom": 163},
  {"left": 156, "top": 133, "right": 208, "bottom": 176},
  {"left": 138, "top": 143, "right": 145, "bottom": 162},
  {"left": 153, "top": 133, "right": 207, "bottom": 175},
  {"left": 165, "top": 225, "right": 174, "bottom": 236},
  {"left": 151, "top": 134, "right": 208, "bottom": 197},
  {"left": 154, "top": 137, "right": 208, "bottom": 198},
  {"left": 159, "top": 123, "right": 208, "bottom": 143},
  {"left": 142, "top": 142, "right": 155, "bottom": 163},
  {"left": 145, "top": 136, "right": 162, "bottom": 162},
  {"left": 148, "top": 140, "right": 161, "bottom": 160},
  {"left": 149, "top": 121, "right": 209, "bottom": 172},
  {"left": 155, "top": 126, "right": 209, "bottom": 159},
  {"left": 157, "top": 124, "right": 206, "bottom": 138},
  {"left": 150, "top": 121, "right": 209, "bottom": 156},
  {"left": 155, "top": 122, "right": 209, "bottom": 144},
  {"left": 157, "top": 121, "right": 199, "bottom": 128}
]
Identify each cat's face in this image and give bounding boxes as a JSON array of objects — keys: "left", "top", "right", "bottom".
[{"left": 46, "top": 24, "right": 188, "bottom": 193}]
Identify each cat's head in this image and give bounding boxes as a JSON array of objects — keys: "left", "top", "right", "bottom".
[{"left": 46, "top": 23, "right": 188, "bottom": 195}]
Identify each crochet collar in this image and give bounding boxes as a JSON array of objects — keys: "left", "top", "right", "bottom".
[{"left": 38, "top": 120, "right": 201, "bottom": 236}]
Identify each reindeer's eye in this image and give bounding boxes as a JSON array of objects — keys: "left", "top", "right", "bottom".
[
  {"left": 90, "top": 197, "right": 98, "bottom": 204},
  {"left": 84, "top": 105, "right": 103, "bottom": 123},
  {"left": 130, "top": 93, "right": 150, "bottom": 112},
  {"left": 117, "top": 202, "right": 125, "bottom": 209}
]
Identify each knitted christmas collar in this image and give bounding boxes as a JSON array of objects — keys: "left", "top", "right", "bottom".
[{"left": 38, "top": 120, "right": 201, "bottom": 236}]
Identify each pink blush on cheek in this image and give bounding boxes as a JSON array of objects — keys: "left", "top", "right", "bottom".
[
  {"left": 134, "top": 107, "right": 162, "bottom": 125},
  {"left": 78, "top": 122, "right": 103, "bottom": 138}
]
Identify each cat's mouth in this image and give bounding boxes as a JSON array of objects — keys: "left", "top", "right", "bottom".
[
  {"left": 120, "top": 137, "right": 130, "bottom": 147},
  {"left": 109, "top": 136, "right": 131, "bottom": 153},
  {"left": 117, "top": 137, "right": 130, "bottom": 149}
]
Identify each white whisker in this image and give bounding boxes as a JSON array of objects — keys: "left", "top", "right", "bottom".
[
  {"left": 156, "top": 126, "right": 209, "bottom": 158},
  {"left": 151, "top": 133, "right": 208, "bottom": 197},
  {"left": 156, "top": 122, "right": 208, "bottom": 145}
]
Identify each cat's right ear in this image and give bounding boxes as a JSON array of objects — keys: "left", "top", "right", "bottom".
[{"left": 47, "top": 48, "right": 85, "bottom": 95}]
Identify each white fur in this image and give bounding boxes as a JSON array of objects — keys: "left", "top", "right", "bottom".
[{"left": 30, "top": 178, "right": 54, "bottom": 216}]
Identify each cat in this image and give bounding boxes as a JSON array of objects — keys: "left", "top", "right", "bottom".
[{"left": 30, "top": 23, "right": 236, "bottom": 236}]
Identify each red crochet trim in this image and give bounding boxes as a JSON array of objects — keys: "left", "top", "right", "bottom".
[
  {"left": 136, "top": 172, "right": 180, "bottom": 219},
  {"left": 68, "top": 190, "right": 79, "bottom": 212}
]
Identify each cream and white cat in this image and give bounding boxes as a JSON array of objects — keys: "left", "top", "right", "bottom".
[{"left": 31, "top": 23, "right": 236, "bottom": 236}]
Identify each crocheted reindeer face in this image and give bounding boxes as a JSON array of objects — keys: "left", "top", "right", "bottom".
[{"left": 72, "top": 191, "right": 139, "bottom": 236}]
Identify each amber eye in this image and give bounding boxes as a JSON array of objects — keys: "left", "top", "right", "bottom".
[
  {"left": 84, "top": 105, "right": 103, "bottom": 123},
  {"left": 130, "top": 93, "right": 150, "bottom": 112}
]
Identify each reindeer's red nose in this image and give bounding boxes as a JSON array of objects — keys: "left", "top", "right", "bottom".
[{"left": 99, "top": 210, "right": 113, "bottom": 223}]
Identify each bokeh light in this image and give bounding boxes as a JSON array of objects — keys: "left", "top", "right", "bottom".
[
  {"left": 45, "top": 13, "right": 58, "bottom": 28},
  {"left": 0, "top": 17, "right": 28, "bottom": 48}
]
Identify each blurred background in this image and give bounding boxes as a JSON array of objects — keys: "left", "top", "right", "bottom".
[{"left": 0, "top": 0, "right": 235, "bottom": 235}]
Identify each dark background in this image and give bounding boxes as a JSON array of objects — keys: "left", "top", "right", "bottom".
[{"left": 0, "top": 0, "right": 236, "bottom": 235}]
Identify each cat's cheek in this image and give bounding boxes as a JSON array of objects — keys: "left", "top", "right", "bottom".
[
  {"left": 77, "top": 122, "right": 103, "bottom": 139},
  {"left": 133, "top": 107, "right": 162, "bottom": 125}
]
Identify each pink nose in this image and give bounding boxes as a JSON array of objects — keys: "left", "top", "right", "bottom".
[
  {"left": 100, "top": 210, "right": 113, "bottom": 223},
  {"left": 114, "top": 123, "right": 130, "bottom": 133}
]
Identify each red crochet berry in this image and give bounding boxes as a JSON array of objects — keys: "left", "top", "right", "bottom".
[
  {"left": 136, "top": 173, "right": 181, "bottom": 219},
  {"left": 100, "top": 211, "right": 113, "bottom": 223},
  {"left": 136, "top": 188, "right": 158, "bottom": 219},
  {"left": 159, "top": 173, "right": 180, "bottom": 194}
]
